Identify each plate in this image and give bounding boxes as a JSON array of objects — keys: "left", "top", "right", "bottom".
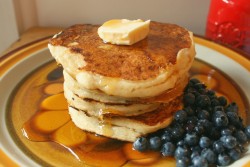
[{"left": 0, "top": 36, "right": 250, "bottom": 167}]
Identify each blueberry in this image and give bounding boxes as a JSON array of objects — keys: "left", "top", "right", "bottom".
[
  {"left": 176, "top": 140, "right": 185, "bottom": 147},
  {"left": 208, "top": 127, "right": 220, "bottom": 140},
  {"left": 207, "top": 89, "right": 215, "bottom": 96},
  {"left": 245, "top": 125, "right": 250, "bottom": 139},
  {"left": 213, "top": 140, "right": 225, "bottom": 154},
  {"left": 133, "top": 137, "right": 148, "bottom": 151},
  {"left": 175, "top": 146, "right": 190, "bottom": 159},
  {"left": 161, "top": 132, "right": 172, "bottom": 142},
  {"left": 206, "top": 106, "right": 213, "bottom": 113},
  {"left": 237, "top": 144, "right": 248, "bottom": 153},
  {"left": 227, "top": 111, "right": 240, "bottom": 125},
  {"left": 234, "top": 117, "right": 245, "bottom": 129},
  {"left": 199, "top": 136, "right": 211, "bottom": 149},
  {"left": 212, "top": 111, "right": 228, "bottom": 127},
  {"left": 132, "top": 79, "right": 249, "bottom": 167},
  {"left": 187, "top": 116, "right": 198, "bottom": 124},
  {"left": 217, "top": 153, "right": 231, "bottom": 166},
  {"left": 221, "top": 128, "right": 232, "bottom": 136},
  {"left": 225, "top": 102, "right": 238, "bottom": 113},
  {"left": 218, "top": 96, "right": 227, "bottom": 106},
  {"left": 210, "top": 98, "right": 220, "bottom": 107},
  {"left": 184, "top": 93, "right": 196, "bottom": 106},
  {"left": 194, "top": 125, "right": 205, "bottom": 136},
  {"left": 174, "top": 110, "right": 188, "bottom": 123},
  {"left": 214, "top": 105, "right": 224, "bottom": 112},
  {"left": 191, "top": 151, "right": 200, "bottom": 159},
  {"left": 198, "top": 88, "right": 207, "bottom": 95},
  {"left": 196, "top": 95, "right": 211, "bottom": 108},
  {"left": 201, "top": 148, "right": 216, "bottom": 164},
  {"left": 191, "top": 145, "right": 202, "bottom": 153},
  {"left": 185, "top": 87, "right": 197, "bottom": 94},
  {"left": 161, "top": 142, "right": 176, "bottom": 156},
  {"left": 197, "top": 110, "right": 210, "bottom": 120},
  {"left": 194, "top": 83, "right": 206, "bottom": 90},
  {"left": 171, "top": 126, "right": 185, "bottom": 141},
  {"left": 192, "top": 156, "right": 208, "bottom": 167},
  {"left": 193, "top": 91, "right": 201, "bottom": 98},
  {"left": 184, "top": 107, "right": 195, "bottom": 116},
  {"left": 163, "top": 127, "right": 172, "bottom": 134},
  {"left": 186, "top": 82, "right": 194, "bottom": 89},
  {"left": 190, "top": 78, "right": 201, "bottom": 84},
  {"left": 198, "top": 119, "right": 213, "bottom": 130},
  {"left": 220, "top": 135, "right": 237, "bottom": 149},
  {"left": 176, "top": 156, "right": 190, "bottom": 167},
  {"left": 149, "top": 136, "right": 161, "bottom": 150},
  {"left": 184, "top": 133, "right": 199, "bottom": 146},
  {"left": 185, "top": 123, "right": 195, "bottom": 133},
  {"left": 228, "top": 125, "right": 236, "bottom": 133},
  {"left": 234, "top": 130, "right": 248, "bottom": 144},
  {"left": 228, "top": 147, "right": 241, "bottom": 161}
]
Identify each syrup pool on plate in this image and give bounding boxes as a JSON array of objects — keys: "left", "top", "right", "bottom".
[{"left": 7, "top": 59, "right": 249, "bottom": 167}]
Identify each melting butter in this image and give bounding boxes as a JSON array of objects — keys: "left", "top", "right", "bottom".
[{"left": 98, "top": 19, "right": 150, "bottom": 45}]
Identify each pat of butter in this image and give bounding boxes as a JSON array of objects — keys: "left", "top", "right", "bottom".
[{"left": 98, "top": 19, "right": 150, "bottom": 45}]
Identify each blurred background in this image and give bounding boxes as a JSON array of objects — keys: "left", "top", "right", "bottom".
[{"left": 0, "top": 0, "right": 210, "bottom": 54}]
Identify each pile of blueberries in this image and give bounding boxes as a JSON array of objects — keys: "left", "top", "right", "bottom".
[{"left": 133, "top": 78, "right": 250, "bottom": 167}]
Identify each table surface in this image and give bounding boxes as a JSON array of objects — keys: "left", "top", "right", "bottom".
[{"left": 0, "top": 27, "right": 62, "bottom": 57}]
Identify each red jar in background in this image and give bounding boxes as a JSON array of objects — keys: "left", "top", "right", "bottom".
[{"left": 206, "top": 0, "right": 250, "bottom": 55}]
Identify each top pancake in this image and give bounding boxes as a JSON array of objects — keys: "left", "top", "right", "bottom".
[{"left": 49, "top": 21, "right": 192, "bottom": 81}]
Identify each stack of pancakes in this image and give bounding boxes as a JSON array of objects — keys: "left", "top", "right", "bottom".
[{"left": 48, "top": 21, "right": 195, "bottom": 142}]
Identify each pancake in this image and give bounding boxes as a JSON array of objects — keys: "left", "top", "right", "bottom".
[
  {"left": 63, "top": 69, "right": 189, "bottom": 117},
  {"left": 64, "top": 84, "right": 160, "bottom": 117},
  {"left": 68, "top": 95, "right": 182, "bottom": 142},
  {"left": 63, "top": 70, "right": 134, "bottom": 104},
  {"left": 48, "top": 21, "right": 196, "bottom": 141},
  {"left": 48, "top": 21, "right": 195, "bottom": 98},
  {"left": 63, "top": 69, "right": 188, "bottom": 104}
]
